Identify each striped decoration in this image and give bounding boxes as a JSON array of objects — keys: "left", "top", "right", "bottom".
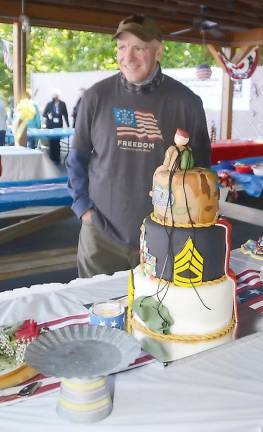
[
  {"left": 57, "top": 376, "right": 112, "bottom": 423},
  {"left": 236, "top": 269, "right": 263, "bottom": 312}
]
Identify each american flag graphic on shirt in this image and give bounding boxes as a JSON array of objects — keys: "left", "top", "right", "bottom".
[
  {"left": 113, "top": 107, "right": 163, "bottom": 141},
  {"left": 236, "top": 269, "right": 263, "bottom": 312}
]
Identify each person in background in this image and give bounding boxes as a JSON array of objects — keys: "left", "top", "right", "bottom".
[
  {"left": 0, "top": 97, "right": 7, "bottom": 146},
  {"left": 72, "top": 88, "right": 85, "bottom": 128},
  {"left": 25, "top": 90, "right": 41, "bottom": 149},
  {"left": 66, "top": 14, "right": 211, "bottom": 278},
  {"left": 43, "top": 88, "right": 69, "bottom": 164}
]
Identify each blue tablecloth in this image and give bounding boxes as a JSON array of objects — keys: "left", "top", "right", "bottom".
[
  {"left": 0, "top": 176, "right": 72, "bottom": 212},
  {"left": 212, "top": 156, "right": 263, "bottom": 197},
  {"left": 5, "top": 128, "right": 74, "bottom": 145}
]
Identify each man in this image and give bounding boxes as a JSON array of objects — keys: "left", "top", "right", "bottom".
[
  {"left": 66, "top": 14, "right": 211, "bottom": 278},
  {"left": 43, "top": 89, "right": 69, "bottom": 163}
]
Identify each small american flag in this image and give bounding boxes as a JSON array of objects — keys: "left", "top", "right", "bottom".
[
  {"left": 2, "top": 39, "right": 13, "bottom": 71},
  {"left": 236, "top": 269, "right": 263, "bottom": 312},
  {"left": 113, "top": 107, "right": 163, "bottom": 141}
]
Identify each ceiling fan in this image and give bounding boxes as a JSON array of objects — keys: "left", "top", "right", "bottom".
[{"left": 170, "top": 4, "right": 246, "bottom": 39}]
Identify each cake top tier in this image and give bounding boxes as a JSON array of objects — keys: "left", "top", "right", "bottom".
[{"left": 150, "top": 128, "right": 219, "bottom": 226}]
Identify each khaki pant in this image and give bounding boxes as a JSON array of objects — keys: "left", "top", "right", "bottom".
[{"left": 78, "top": 220, "right": 140, "bottom": 278}]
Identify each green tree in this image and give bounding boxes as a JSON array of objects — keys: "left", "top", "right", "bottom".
[
  {"left": 162, "top": 41, "right": 212, "bottom": 68},
  {"left": 0, "top": 24, "right": 213, "bottom": 100},
  {"left": 0, "top": 23, "right": 14, "bottom": 101}
]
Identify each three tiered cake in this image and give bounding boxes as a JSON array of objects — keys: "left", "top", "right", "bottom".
[{"left": 128, "top": 129, "right": 237, "bottom": 360}]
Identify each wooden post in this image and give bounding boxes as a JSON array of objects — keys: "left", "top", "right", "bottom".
[
  {"left": 13, "top": 21, "right": 27, "bottom": 145},
  {"left": 220, "top": 47, "right": 234, "bottom": 140},
  {"left": 207, "top": 44, "right": 234, "bottom": 139},
  {"left": 13, "top": 22, "right": 26, "bottom": 104}
]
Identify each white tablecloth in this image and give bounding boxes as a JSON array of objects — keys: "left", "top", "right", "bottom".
[
  {"left": 0, "top": 250, "right": 263, "bottom": 432},
  {"left": 0, "top": 146, "right": 60, "bottom": 182}
]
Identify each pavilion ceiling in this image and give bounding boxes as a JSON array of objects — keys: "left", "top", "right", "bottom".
[{"left": 1, "top": 0, "right": 263, "bottom": 46}]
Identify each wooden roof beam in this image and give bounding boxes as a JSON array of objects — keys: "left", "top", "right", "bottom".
[{"left": 228, "top": 27, "right": 263, "bottom": 46}]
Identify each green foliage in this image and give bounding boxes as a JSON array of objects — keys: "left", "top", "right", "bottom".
[
  {"left": 0, "top": 24, "right": 216, "bottom": 100},
  {"left": 162, "top": 41, "right": 213, "bottom": 68},
  {"left": 0, "top": 23, "right": 13, "bottom": 101},
  {"left": 27, "top": 27, "right": 118, "bottom": 73}
]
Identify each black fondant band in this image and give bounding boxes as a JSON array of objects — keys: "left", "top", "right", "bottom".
[{"left": 143, "top": 217, "right": 227, "bottom": 282}]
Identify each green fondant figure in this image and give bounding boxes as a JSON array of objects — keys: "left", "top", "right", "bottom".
[{"left": 133, "top": 296, "right": 174, "bottom": 334}]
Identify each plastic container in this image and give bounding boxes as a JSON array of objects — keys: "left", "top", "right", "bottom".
[
  {"left": 88, "top": 301, "right": 125, "bottom": 329},
  {"left": 252, "top": 164, "right": 263, "bottom": 176},
  {"left": 234, "top": 164, "right": 253, "bottom": 174}
]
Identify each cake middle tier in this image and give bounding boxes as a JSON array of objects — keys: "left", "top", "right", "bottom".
[{"left": 141, "top": 216, "right": 229, "bottom": 284}]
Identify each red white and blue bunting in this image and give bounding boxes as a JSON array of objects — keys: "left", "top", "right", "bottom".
[{"left": 218, "top": 46, "right": 259, "bottom": 80}]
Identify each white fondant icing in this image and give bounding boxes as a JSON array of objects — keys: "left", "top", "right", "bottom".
[
  {"left": 132, "top": 266, "right": 235, "bottom": 335},
  {"left": 133, "top": 328, "right": 235, "bottom": 361},
  {"left": 174, "top": 134, "right": 189, "bottom": 146}
]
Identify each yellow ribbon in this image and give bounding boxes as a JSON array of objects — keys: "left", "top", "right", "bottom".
[
  {"left": 17, "top": 98, "right": 36, "bottom": 121},
  {"left": 13, "top": 98, "right": 36, "bottom": 145}
]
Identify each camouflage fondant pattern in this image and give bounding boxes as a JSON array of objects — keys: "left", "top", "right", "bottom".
[{"left": 152, "top": 168, "right": 219, "bottom": 225}]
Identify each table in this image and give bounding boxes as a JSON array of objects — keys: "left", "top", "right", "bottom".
[
  {"left": 213, "top": 156, "right": 263, "bottom": 198},
  {"left": 212, "top": 139, "right": 263, "bottom": 164},
  {"left": 0, "top": 250, "right": 263, "bottom": 432},
  {"left": 5, "top": 127, "right": 74, "bottom": 146},
  {"left": 212, "top": 156, "right": 263, "bottom": 226},
  {"left": 0, "top": 146, "right": 61, "bottom": 182}
]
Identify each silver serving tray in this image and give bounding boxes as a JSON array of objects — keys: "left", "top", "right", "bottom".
[{"left": 25, "top": 324, "right": 141, "bottom": 378}]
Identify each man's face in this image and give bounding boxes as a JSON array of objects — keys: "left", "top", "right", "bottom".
[{"left": 116, "top": 32, "right": 163, "bottom": 84}]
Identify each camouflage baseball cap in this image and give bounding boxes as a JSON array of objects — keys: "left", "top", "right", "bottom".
[{"left": 112, "top": 15, "right": 162, "bottom": 42}]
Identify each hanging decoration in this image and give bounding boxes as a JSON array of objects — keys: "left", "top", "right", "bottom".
[
  {"left": 218, "top": 46, "right": 259, "bottom": 80},
  {"left": 195, "top": 30, "right": 212, "bottom": 81},
  {"left": 19, "top": 0, "right": 31, "bottom": 33},
  {"left": 196, "top": 63, "right": 212, "bottom": 81},
  {"left": 19, "top": 14, "right": 31, "bottom": 33}
]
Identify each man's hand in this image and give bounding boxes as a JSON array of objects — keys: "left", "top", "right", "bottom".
[{"left": 81, "top": 209, "right": 93, "bottom": 222}]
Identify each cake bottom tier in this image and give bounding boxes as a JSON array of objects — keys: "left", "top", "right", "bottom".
[
  {"left": 131, "top": 266, "right": 236, "bottom": 337},
  {"left": 132, "top": 327, "right": 235, "bottom": 362}
]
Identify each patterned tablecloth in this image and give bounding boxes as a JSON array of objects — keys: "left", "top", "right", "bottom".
[
  {"left": 0, "top": 250, "right": 262, "bottom": 431},
  {"left": 0, "top": 176, "right": 72, "bottom": 212}
]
